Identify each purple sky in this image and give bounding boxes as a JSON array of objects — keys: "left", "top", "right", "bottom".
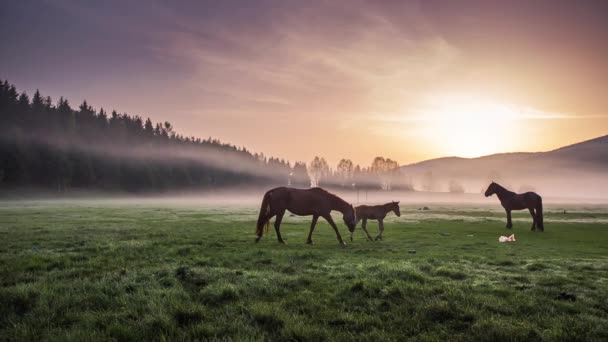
[{"left": 2, "top": 0, "right": 607, "bottom": 166}]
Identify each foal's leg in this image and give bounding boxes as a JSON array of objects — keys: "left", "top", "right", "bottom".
[
  {"left": 506, "top": 210, "right": 513, "bottom": 229},
  {"left": 306, "top": 215, "right": 319, "bottom": 244},
  {"left": 274, "top": 210, "right": 286, "bottom": 244},
  {"left": 324, "top": 214, "right": 346, "bottom": 247},
  {"left": 528, "top": 207, "right": 536, "bottom": 231},
  {"left": 375, "top": 219, "right": 385, "bottom": 241},
  {"left": 360, "top": 218, "right": 374, "bottom": 241}
]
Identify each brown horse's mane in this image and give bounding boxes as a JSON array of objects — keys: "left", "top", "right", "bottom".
[{"left": 310, "top": 187, "right": 351, "bottom": 212}]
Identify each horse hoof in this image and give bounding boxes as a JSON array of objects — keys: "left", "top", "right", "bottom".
[
  {"left": 255, "top": 237, "right": 261, "bottom": 243},
  {"left": 306, "top": 240, "right": 314, "bottom": 245},
  {"left": 340, "top": 242, "right": 347, "bottom": 247},
  {"left": 278, "top": 240, "right": 287, "bottom": 245}
]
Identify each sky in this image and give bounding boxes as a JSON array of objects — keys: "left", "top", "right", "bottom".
[{"left": 2, "top": 0, "right": 607, "bottom": 167}]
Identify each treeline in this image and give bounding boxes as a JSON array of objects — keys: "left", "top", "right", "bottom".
[
  {"left": 0, "top": 80, "right": 294, "bottom": 192},
  {"left": 0, "top": 80, "right": 413, "bottom": 193}
]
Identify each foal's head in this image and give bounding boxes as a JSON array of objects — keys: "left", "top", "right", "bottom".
[
  {"left": 484, "top": 182, "right": 498, "bottom": 197},
  {"left": 390, "top": 201, "right": 401, "bottom": 217},
  {"left": 343, "top": 204, "right": 357, "bottom": 233}
]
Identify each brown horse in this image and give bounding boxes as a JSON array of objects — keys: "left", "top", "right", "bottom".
[
  {"left": 255, "top": 187, "right": 357, "bottom": 246},
  {"left": 355, "top": 201, "right": 401, "bottom": 241},
  {"left": 484, "top": 182, "right": 544, "bottom": 231}
]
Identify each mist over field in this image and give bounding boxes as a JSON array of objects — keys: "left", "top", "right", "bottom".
[
  {"left": 3, "top": 140, "right": 607, "bottom": 204},
  {"left": 399, "top": 135, "right": 608, "bottom": 201}
]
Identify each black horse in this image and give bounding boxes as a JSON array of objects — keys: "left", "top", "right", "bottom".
[{"left": 484, "top": 182, "right": 544, "bottom": 231}]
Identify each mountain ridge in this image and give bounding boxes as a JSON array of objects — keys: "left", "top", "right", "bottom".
[
  {"left": 402, "top": 134, "right": 608, "bottom": 169},
  {"left": 399, "top": 134, "right": 608, "bottom": 196}
]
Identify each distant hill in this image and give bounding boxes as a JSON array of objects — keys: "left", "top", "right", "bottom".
[
  {"left": 546, "top": 135, "right": 608, "bottom": 167},
  {"left": 400, "top": 135, "right": 608, "bottom": 198}
]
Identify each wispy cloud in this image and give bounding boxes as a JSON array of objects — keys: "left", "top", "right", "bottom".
[{"left": 137, "top": 1, "right": 460, "bottom": 119}]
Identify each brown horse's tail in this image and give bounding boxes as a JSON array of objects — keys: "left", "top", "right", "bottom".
[
  {"left": 255, "top": 190, "right": 272, "bottom": 240},
  {"left": 536, "top": 195, "right": 544, "bottom": 231}
]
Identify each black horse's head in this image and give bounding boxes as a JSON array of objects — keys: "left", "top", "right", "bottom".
[
  {"left": 343, "top": 204, "right": 357, "bottom": 234},
  {"left": 484, "top": 182, "right": 497, "bottom": 197},
  {"left": 391, "top": 201, "right": 401, "bottom": 217}
]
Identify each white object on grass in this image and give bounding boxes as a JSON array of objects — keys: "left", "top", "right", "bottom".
[{"left": 498, "top": 234, "right": 516, "bottom": 242}]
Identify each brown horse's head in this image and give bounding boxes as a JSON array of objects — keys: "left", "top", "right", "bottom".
[
  {"left": 343, "top": 204, "right": 357, "bottom": 233},
  {"left": 484, "top": 182, "right": 497, "bottom": 197},
  {"left": 391, "top": 201, "right": 401, "bottom": 217}
]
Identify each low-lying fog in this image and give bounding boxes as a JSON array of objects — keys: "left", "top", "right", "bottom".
[
  {"left": 3, "top": 130, "right": 607, "bottom": 205},
  {"left": 4, "top": 188, "right": 608, "bottom": 209}
]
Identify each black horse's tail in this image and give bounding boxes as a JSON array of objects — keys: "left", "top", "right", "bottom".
[
  {"left": 536, "top": 195, "right": 544, "bottom": 231},
  {"left": 255, "top": 190, "right": 272, "bottom": 240}
]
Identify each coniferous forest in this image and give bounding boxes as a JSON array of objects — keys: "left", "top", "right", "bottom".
[{"left": 0, "top": 80, "right": 297, "bottom": 193}]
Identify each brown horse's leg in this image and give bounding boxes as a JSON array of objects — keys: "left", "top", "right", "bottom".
[
  {"left": 361, "top": 218, "right": 374, "bottom": 241},
  {"left": 274, "top": 210, "right": 286, "bottom": 244},
  {"left": 506, "top": 210, "right": 513, "bottom": 229},
  {"left": 324, "top": 214, "right": 346, "bottom": 247},
  {"left": 306, "top": 215, "right": 319, "bottom": 244},
  {"left": 255, "top": 213, "right": 273, "bottom": 242},
  {"left": 528, "top": 207, "right": 536, "bottom": 231},
  {"left": 375, "top": 219, "right": 385, "bottom": 240}
]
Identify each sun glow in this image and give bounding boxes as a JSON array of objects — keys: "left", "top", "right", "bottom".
[{"left": 418, "top": 95, "right": 521, "bottom": 158}]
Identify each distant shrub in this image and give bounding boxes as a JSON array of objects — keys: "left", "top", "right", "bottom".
[{"left": 449, "top": 180, "right": 465, "bottom": 193}]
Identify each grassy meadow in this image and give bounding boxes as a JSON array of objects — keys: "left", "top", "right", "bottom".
[{"left": 1, "top": 200, "right": 607, "bottom": 341}]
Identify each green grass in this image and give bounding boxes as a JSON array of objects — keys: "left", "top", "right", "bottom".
[{"left": 1, "top": 201, "right": 607, "bottom": 341}]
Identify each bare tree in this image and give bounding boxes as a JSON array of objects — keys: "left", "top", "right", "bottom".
[
  {"left": 336, "top": 158, "right": 354, "bottom": 187},
  {"left": 371, "top": 157, "right": 399, "bottom": 190},
  {"left": 308, "top": 156, "right": 329, "bottom": 187}
]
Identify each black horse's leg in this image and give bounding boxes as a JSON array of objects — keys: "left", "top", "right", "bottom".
[
  {"left": 274, "top": 210, "right": 286, "bottom": 244},
  {"left": 506, "top": 210, "right": 513, "bottom": 229},
  {"left": 375, "top": 219, "right": 385, "bottom": 240},
  {"left": 324, "top": 214, "right": 346, "bottom": 247},
  {"left": 306, "top": 215, "right": 319, "bottom": 244},
  {"left": 528, "top": 207, "right": 536, "bottom": 231},
  {"left": 361, "top": 218, "right": 374, "bottom": 241}
]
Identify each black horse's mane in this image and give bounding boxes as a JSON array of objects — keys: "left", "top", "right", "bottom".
[{"left": 493, "top": 182, "right": 516, "bottom": 197}]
